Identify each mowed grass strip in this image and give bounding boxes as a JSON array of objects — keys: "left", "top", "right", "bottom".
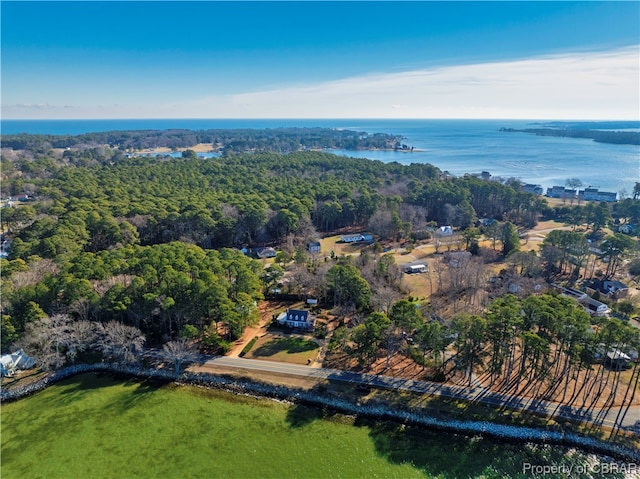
[{"left": 246, "top": 336, "right": 320, "bottom": 364}]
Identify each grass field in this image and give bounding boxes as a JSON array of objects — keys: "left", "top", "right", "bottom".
[
  {"left": 1, "top": 374, "right": 628, "bottom": 479},
  {"left": 246, "top": 336, "right": 320, "bottom": 364}
]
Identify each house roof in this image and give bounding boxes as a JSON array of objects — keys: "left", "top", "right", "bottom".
[
  {"left": 286, "top": 309, "right": 310, "bottom": 322},
  {"left": 341, "top": 234, "right": 364, "bottom": 240},
  {"left": 257, "top": 247, "right": 277, "bottom": 257},
  {"left": 607, "top": 349, "right": 631, "bottom": 361},
  {"left": 602, "top": 280, "right": 628, "bottom": 292}
]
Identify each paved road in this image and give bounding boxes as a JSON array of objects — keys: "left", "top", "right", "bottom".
[{"left": 203, "top": 356, "right": 640, "bottom": 431}]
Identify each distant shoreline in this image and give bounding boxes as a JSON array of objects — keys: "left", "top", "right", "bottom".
[
  {"left": 500, "top": 127, "right": 640, "bottom": 146},
  {"left": 135, "top": 144, "right": 427, "bottom": 155},
  {"left": 1, "top": 119, "right": 634, "bottom": 194}
]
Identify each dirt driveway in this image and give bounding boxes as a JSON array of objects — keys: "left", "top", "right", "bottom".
[{"left": 227, "top": 300, "right": 290, "bottom": 357}]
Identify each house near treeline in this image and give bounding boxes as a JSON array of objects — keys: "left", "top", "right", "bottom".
[
  {"left": 277, "top": 308, "right": 315, "bottom": 331},
  {"left": 405, "top": 264, "right": 428, "bottom": 274},
  {"left": 437, "top": 225, "right": 453, "bottom": 236},
  {"left": 600, "top": 280, "right": 629, "bottom": 299},
  {"left": 605, "top": 349, "right": 631, "bottom": 370},
  {"left": 618, "top": 224, "right": 636, "bottom": 235},
  {"left": 477, "top": 218, "right": 496, "bottom": 227},
  {"left": 521, "top": 184, "right": 543, "bottom": 195},
  {"left": 546, "top": 186, "right": 575, "bottom": 199},
  {"left": 554, "top": 284, "right": 609, "bottom": 317},
  {"left": 579, "top": 187, "right": 617, "bottom": 202},
  {"left": 0, "top": 349, "right": 36, "bottom": 377},
  {"left": 256, "top": 247, "right": 277, "bottom": 258},
  {"left": 341, "top": 234, "right": 364, "bottom": 243},
  {"left": 340, "top": 233, "right": 374, "bottom": 244},
  {"left": 307, "top": 241, "right": 321, "bottom": 253}
]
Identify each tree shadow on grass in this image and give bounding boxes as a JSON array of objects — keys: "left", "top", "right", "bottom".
[
  {"left": 285, "top": 384, "right": 341, "bottom": 429},
  {"left": 1, "top": 372, "right": 165, "bottom": 463},
  {"left": 26, "top": 372, "right": 166, "bottom": 418},
  {"left": 355, "top": 418, "right": 624, "bottom": 479},
  {"left": 252, "top": 337, "right": 319, "bottom": 357},
  {"left": 285, "top": 403, "right": 338, "bottom": 428},
  {"left": 95, "top": 372, "right": 170, "bottom": 414}
]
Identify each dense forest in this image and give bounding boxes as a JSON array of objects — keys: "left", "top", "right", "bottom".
[
  {"left": 0, "top": 141, "right": 550, "bottom": 351},
  {"left": 1, "top": 151, "right": 548, "bottom": 257},
  {"left": 0, "top": 127, "right": 406, "bottom": 154},
  {"left": 2, "top": 131, "right": 639, "bottom": 423},
  {"left": 500, "top": 127, "right": 640, "bottom": 145}
]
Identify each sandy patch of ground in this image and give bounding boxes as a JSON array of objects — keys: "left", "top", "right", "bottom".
[
  {"left": 134, "top": 143, "right": 216, "bottom": 154},
  {"left": 319, "top": 235, "right": 366, "bottom": 257},
  {"left": 520, "top": 220, "right": 573, "bottom": 252},
  {"left": 227, "top": 300, "right": 290, "bottom": 357},
  {"left": 401, "top": 271, "right": 435, "bottom": 300}
]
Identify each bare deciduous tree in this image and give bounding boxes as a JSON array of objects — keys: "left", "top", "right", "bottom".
[
  {"left": 10, "top": 259, "right": 61, "bottom": 289},
  {"left": 69, "top": 298, "right": 95, "bottom": 322},
  {"left": 96, "top": 321, "right": 145, "bottom": 365},
  {"left": 16, "top": 314, "right": 73, "bottom": 370},
  {"left": 161, "top": 338, "right": 199, "bottom": 375},
  {"left": 67, "top": 320, "right": 98, "bottom": 362}
]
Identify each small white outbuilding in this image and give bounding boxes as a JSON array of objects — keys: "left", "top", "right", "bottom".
[{"left": 0, "top": 349, "right": 36, "bottom": 377}]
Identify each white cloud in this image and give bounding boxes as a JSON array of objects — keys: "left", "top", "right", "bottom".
[
  {"left": 3, "top": 46, "right": 639, "bottom": 119},
  {"left": 216, "top": 46, "right": 639, "bottom": 120}
]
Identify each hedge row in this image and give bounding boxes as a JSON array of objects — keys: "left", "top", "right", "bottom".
[{"left": 239, "top": 337, "right": 259, "bottom": 357}]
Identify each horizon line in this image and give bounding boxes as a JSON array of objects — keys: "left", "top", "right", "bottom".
[{"left": 3, "top": 117, "right": 639, "bottom": 122}]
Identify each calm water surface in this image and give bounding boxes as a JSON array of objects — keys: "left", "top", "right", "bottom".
[{"left": 2, "top": 119, "right": 638, "bottom": 194}]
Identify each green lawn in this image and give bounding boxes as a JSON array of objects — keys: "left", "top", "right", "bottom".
[
  {"left": 0, "top": 374, "right": 623, "bottom": 479},
  {"left": 246, "top": 336, "right": 320, "bottom": 364}
]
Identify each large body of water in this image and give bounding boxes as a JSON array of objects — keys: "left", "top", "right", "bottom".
[{"left": 2, "top": 118, "right": 638, "bottom": 194}]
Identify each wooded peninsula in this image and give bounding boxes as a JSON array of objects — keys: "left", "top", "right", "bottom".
[
  {"left": 500, "top": 127, "right": 640, "bottom": 145},
  {"left": 0, "top": 127, "right": 407, "bottom": 154}
]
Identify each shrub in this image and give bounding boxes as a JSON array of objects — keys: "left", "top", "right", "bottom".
[
  {"left": 628, "top": 259, "right": 640, "bottom": 277},
  {"left": 201, "top": 332, "right": 231, "bottom": 354},
  {"left": 314, "top": 324, "right": 328, "bottom": 340},
  {"left": 408, "top": 346, "right": 427, "bottom": 367},
  {"left": 239, "top": 336, "right": 259, "bottom": 357}
]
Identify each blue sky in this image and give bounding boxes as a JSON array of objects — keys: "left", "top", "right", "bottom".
[{"left": 2, "top": 1, "right": 639, "bottom": 119}]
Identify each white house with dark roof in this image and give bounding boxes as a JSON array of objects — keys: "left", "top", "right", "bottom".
[
  {"left": 307, "top": 241, "right": 321, "bottom": 253},
  {"left": 437, "top": 225, "right": 453, "bottom": 236},
  {"left": 579, "top": 296, "right": 609, "bottom": 316},
  {"left": 554, "top": 284, "right": 609, "bottom": 317},
  {"left": 340, "top": 233, "right": 374, "bottom": 244},
  {"left": 579, "top": 188, "right": 617, "bottom": 202},
  {"left": 277, "top": 308, "right": 315, "bottom": 331}
]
